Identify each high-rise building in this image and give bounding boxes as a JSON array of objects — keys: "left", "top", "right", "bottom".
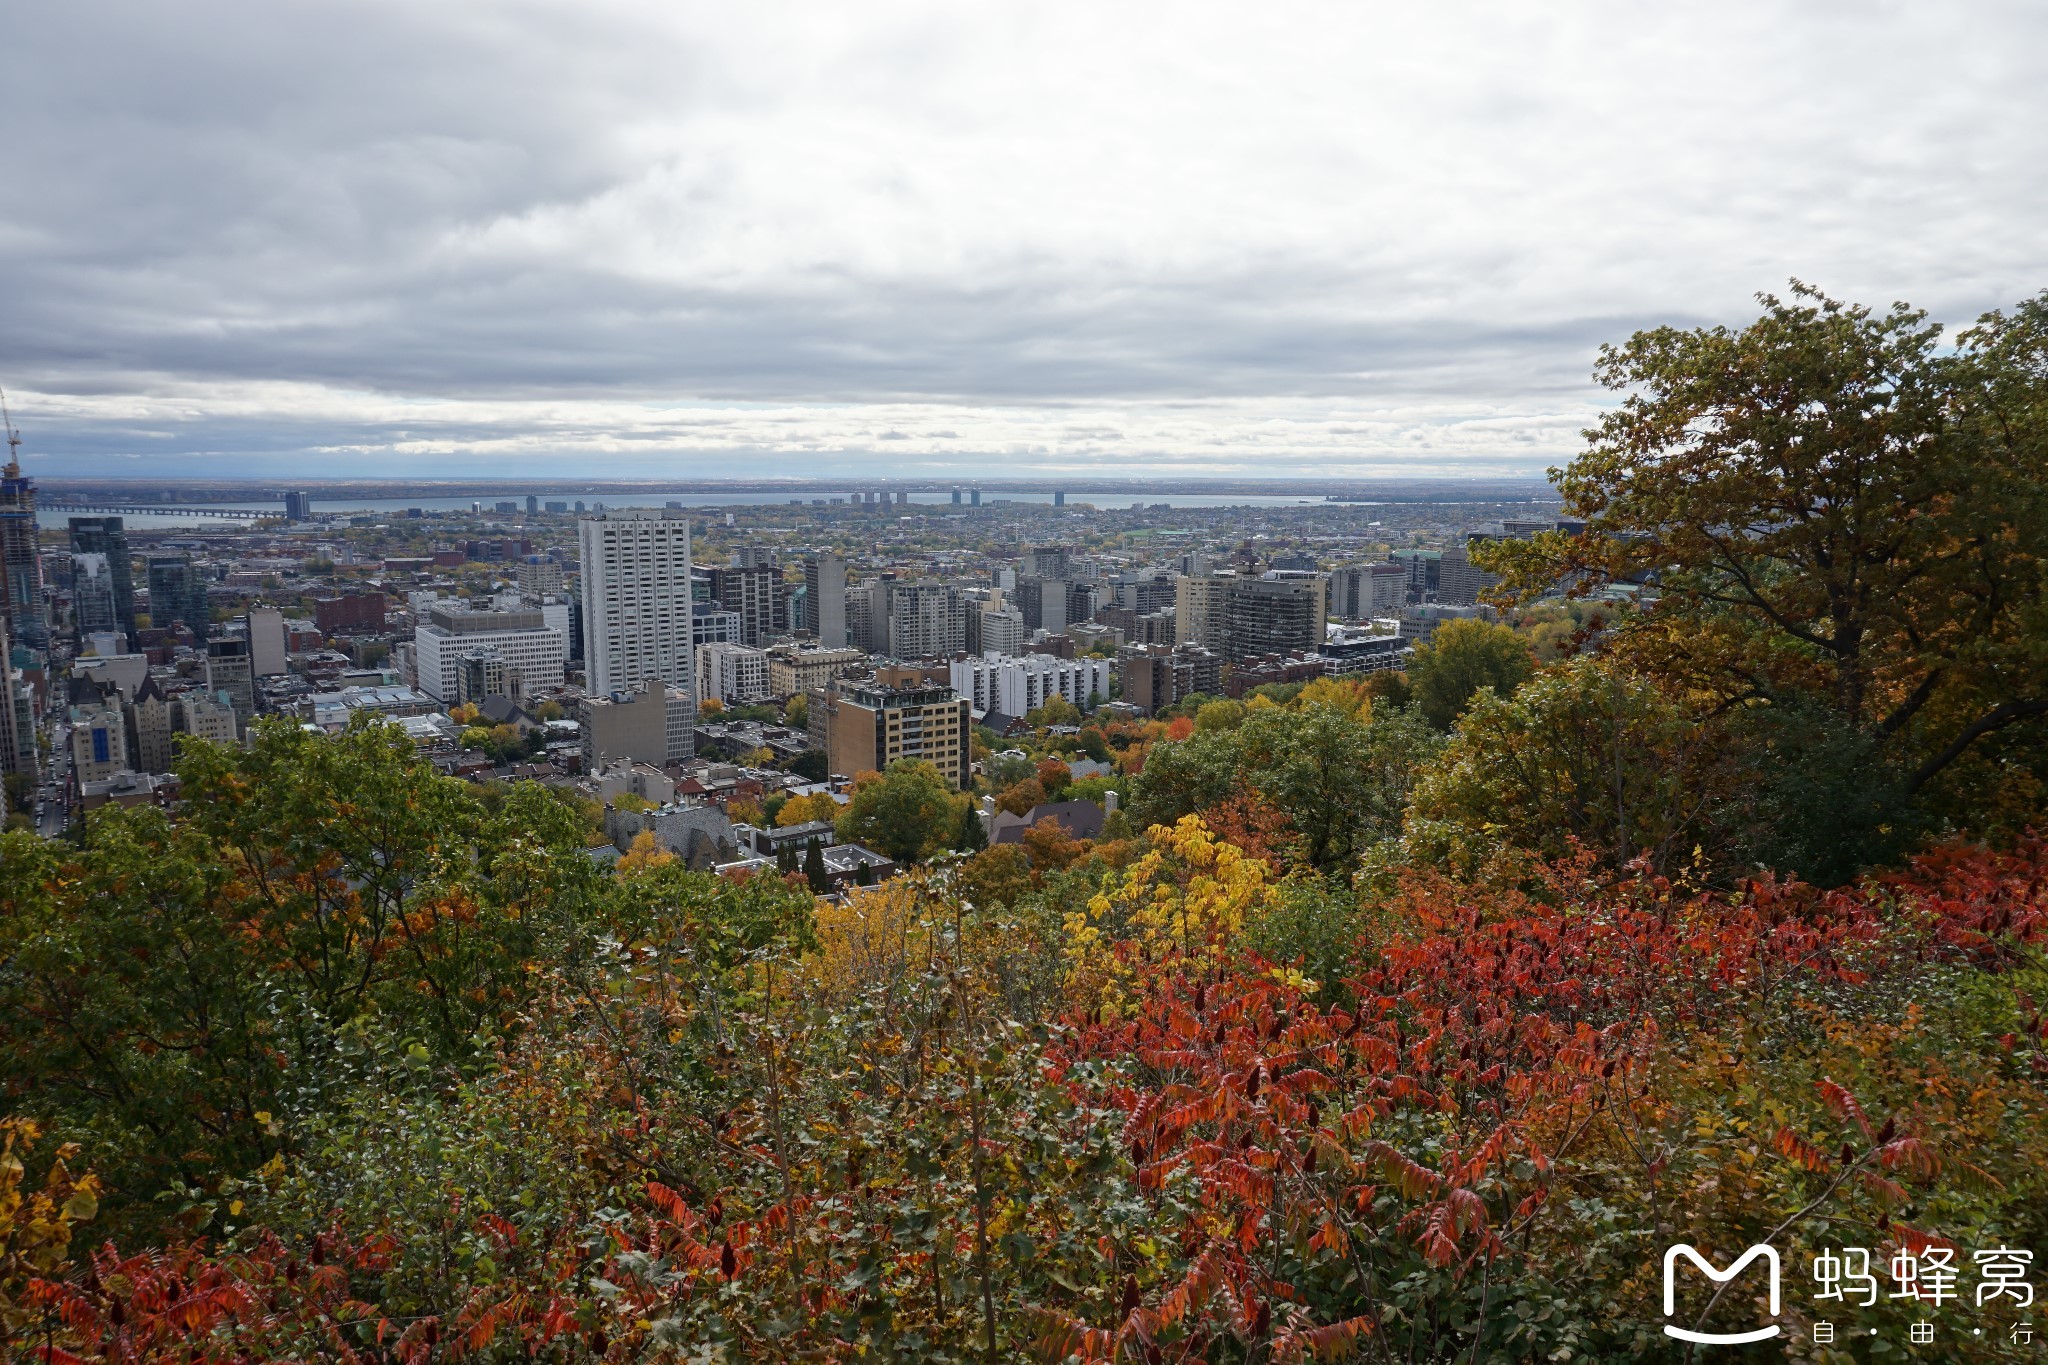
[
  {"left": 580, "top": 678, "right": 694, "bottom": 770},
  {"left": 204, "top": 638, "right": 256, "bottom": 736},
  {"left": 146, "top": 555, "right": 211, "bottom": 639},
  {"left": 0, "top": 621, "right": 32, "bottom": 779},
  {"left": 579, "top": 511, "right": 693, "bottom": 699},
  {"left": 0, "top": 451, "right": 46, "bottom": 648},
  {"left": 805, "top": 552, "right": 847, "bottom": 647},
  {"left": 245, "top": 607, "right": 289, "bottom": 677},
  {"left": 886, "top": 581, "right": 966, "bottom": 660},
  {"left": 1328, "top": 563, "right": 1409, "bottom": 618},
  {"left": 810, "top": 680, "right": 970, "bottom": 788},
  {"left": 969, "top": 489, "right": 981, "bottom": 507},
  {"left": 126, "top": 676, "right": 178, "bottom": 774},
  {"left": 1388, "top": 549, "right": 1441, "bottom": 602},
  {"left": 977, "top": 605, "right": 1028, "bottom": 656},
  {"left": 708, "top": 564, "right": 781, "bottom": 647},
  {"left": 283, "top": 491, "right": 313, "bottom": 521},
  {"left": 1174, "top": 570, "right": 1235, "bottom": 655},
  {"left": 1117, "top": 643, "right": 1223, "bottom": 716},
  {"left": 848, "top": 580, "right": 887, "bottom": 655},
  {"left": 517, "top": 554, "right": 565, "bottom": 597},
  {"left": 691, "top": 602, "right": 741, "bottom": 650},
  {"left": 525, "top": 494, "right": 539, "bottom": 516},
  {"left": 1436, "top": 545, "right": 1501, "bottom": 606},
  {"left": 1223, "top": 574, "right": 1327, "bottom": 660},
  {"left": 70, "top": 681, "right": 129, "bottom": 785},
  {"left": 413, "top": 604, "right": 566, "bottom": 703},
  {"left": 68, "top": 517, "right": 135, "bottom": 639},
  {"left": 71, "top": 553, "right": 120, "bottom": 636}
]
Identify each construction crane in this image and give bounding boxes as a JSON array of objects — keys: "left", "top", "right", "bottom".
[{"left": 0, "top": 387, "right": 20, "bottom": 477}]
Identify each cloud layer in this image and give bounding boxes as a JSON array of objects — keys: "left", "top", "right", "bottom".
[{"left": 5, "top": 1, "right": 2044, "bottom": 478}]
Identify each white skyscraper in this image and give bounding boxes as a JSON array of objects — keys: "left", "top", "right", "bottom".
[{"left": 579, "top": 510, "right": 694, "bottom": 698}]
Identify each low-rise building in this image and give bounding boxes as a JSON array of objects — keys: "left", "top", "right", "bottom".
[
  {"left": 809, "top": 680, "right": 971, "bottom": 788},
  {"left": 697, "top": 642, "right": 771, "bottom": 707},
  {"left": 948, "top": 651, "right": 1112, "bottom": 720}
]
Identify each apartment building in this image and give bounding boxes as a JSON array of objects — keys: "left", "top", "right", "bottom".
[
  {"left": 579, "top": 510, "right": 693, "bottom": 698},
  {"left": 810, "top": 681, "right": 971, "bottom": 788}
]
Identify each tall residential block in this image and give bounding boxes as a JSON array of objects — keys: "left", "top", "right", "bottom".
[
  {"left": 579, "top": 511, "right": 693, "bottom": 699},
  {"left": 805, "top": 552, "right": 848, "bottom": 647},
  {"left": 245, "top": 606, "right": 289, "bottom": 677},
  {"left": 1223, "top": 573, "right": 1326, "bottom": 661}
]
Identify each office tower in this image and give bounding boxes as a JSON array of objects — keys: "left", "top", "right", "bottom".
[
  {"left": 580, "top": 678, "right": 694, "bottom": 770},
  {"left": 0, "top": 451, "right": 45, "bottom": 648},
  {"left": 245, "top": 607, "right": 288, "bottom": 676},
  {"left": 1012, "top": 578, "right": 1052, "bottom": 634},
  {"left": 414, "top": 604, "right": 566, "bottom": 703},
  {"left": 283, "top": 491, "right": 312, "bottom": 521},
  {"left": 811, "top": 680, "right": 970, "bottom": 788},
  {"left": 147, "top": 555, "right": 211, "bottom": 639},
  {"left": 1388, "top": 549, "right": 1441, "bottom": 602},
  {"left": 205, "top": 638, "right": 256, "bottom": 736},
  {"left": 1223, "top": 574, "right": 1327, "bottom": 660},
  {"left": 805, "top": 552, "right": 847, "bottom": 647},
  {"left": 72, "top": 554, "right": 120, "bottom": 635},
  {"left": 579, "top": 510, "right": 693, "bottom": 698},
  {"left": 885, "top": 581, "right": 965, "bottom": 660},
  {"left": 68, "top": 517, "right": 135, "bottom": 639}
]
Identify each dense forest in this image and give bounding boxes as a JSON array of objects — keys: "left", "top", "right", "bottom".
[{"left": 4, "top": 287, "right": 2047, "bottom": 1361}]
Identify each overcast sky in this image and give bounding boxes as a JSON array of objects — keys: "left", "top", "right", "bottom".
[{"left": 4, "top": 1, "right": 2043, "bottom": 482}]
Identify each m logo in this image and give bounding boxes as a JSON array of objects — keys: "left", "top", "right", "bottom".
[{"left": 1663, "top": 1243, "right": 1782, "bottom": 1344}]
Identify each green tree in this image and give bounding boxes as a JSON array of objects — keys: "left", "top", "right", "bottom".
[
  {"left": 955, "top": 799, "right": 989, "bottom": 853},
  {"left": 1407, "top": 617, "right": 1533, "bottom": 731},
  {"left": 1483, "top": 284, "right": 2048, "bottom": 824},
  {"left": 804, "top": 837, "right": 829, "bottom": 892},
  {"left": 1404, "top": 654, "right": 1743, "bottom": 875},
  {"left": 836, "top": 759, "right": 957, "bottom": 865},
  {"left": 1133, "top": 703, "right": 1441, "bottom": 873}
]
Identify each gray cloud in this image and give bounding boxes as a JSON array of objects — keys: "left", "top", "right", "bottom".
[{"left": 3, "top": 1, "right": 2044, "bottom": 478}]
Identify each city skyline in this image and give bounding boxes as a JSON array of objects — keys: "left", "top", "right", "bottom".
[{"left": 6, "top": 2, "right": 2045, "bottom": 479}]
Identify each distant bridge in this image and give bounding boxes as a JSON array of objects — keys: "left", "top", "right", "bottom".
[{"left": 46, "top": 502, "right": 278, "bottom": 522}]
